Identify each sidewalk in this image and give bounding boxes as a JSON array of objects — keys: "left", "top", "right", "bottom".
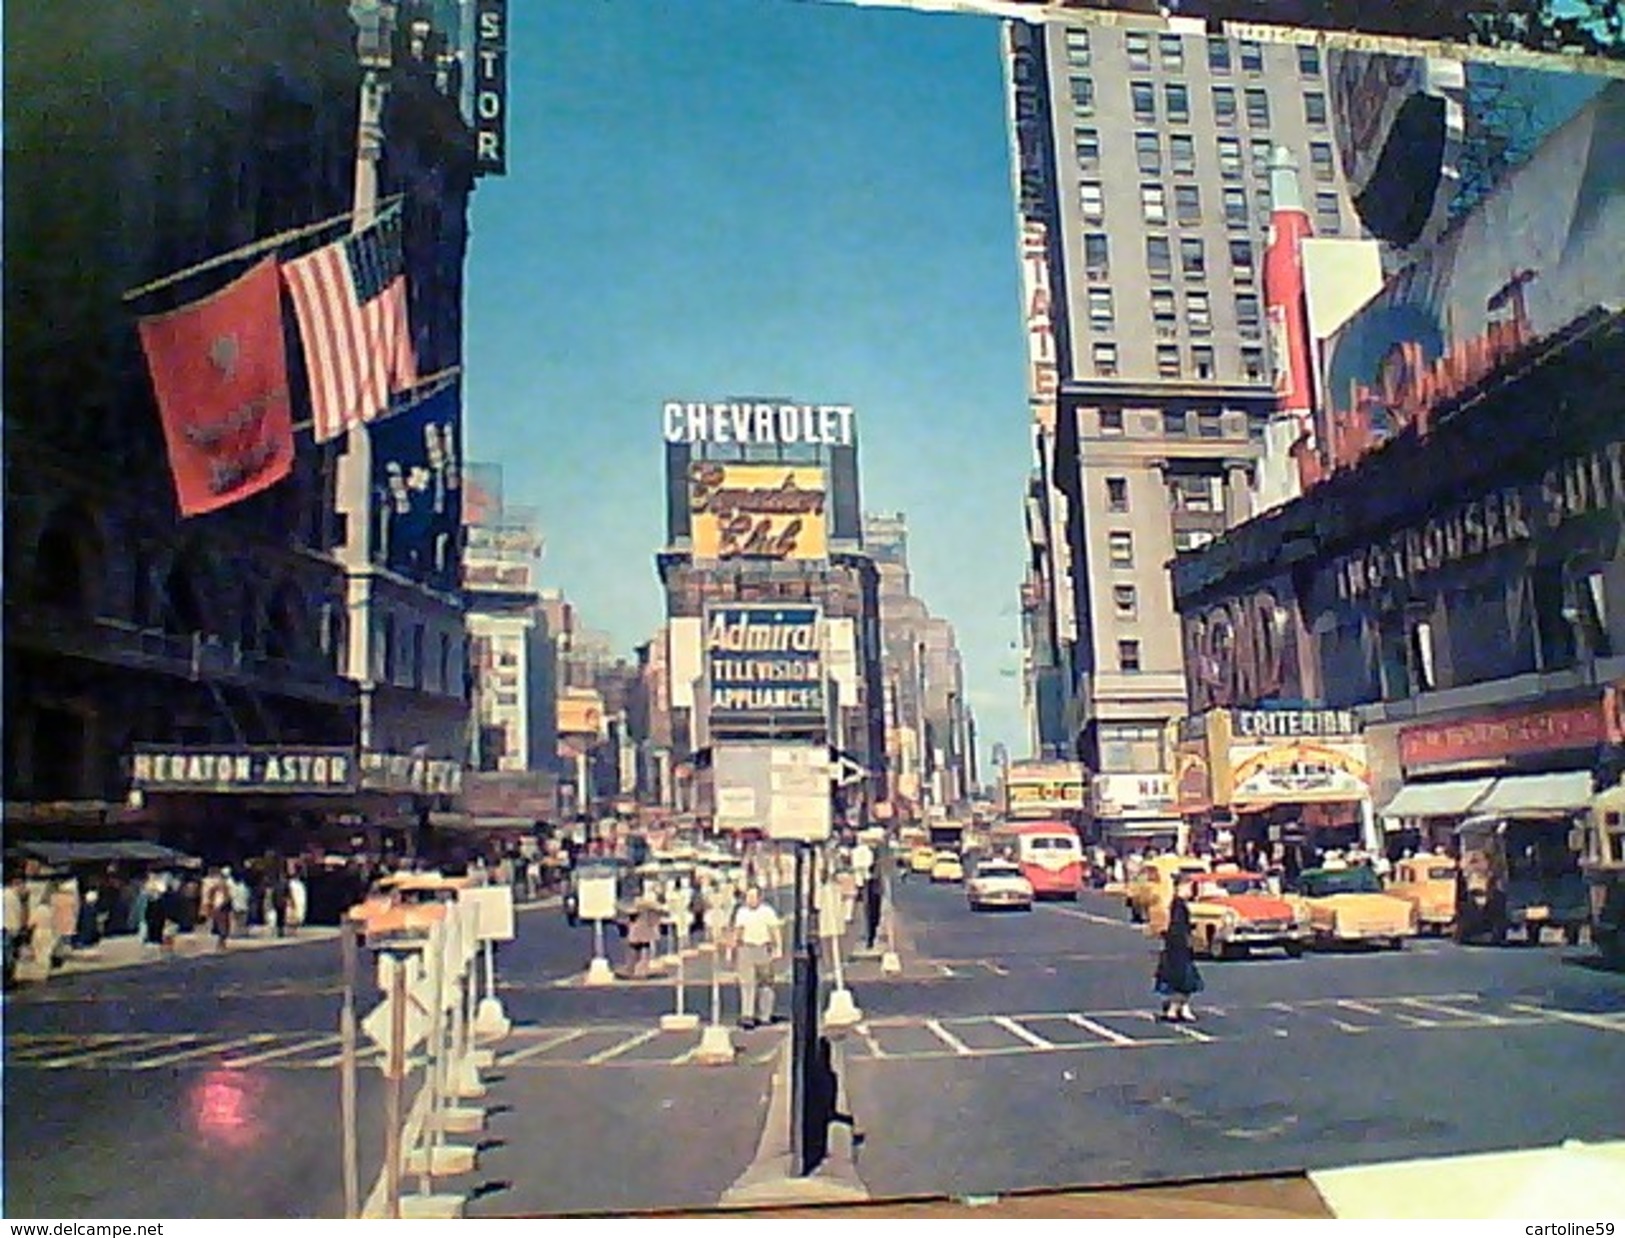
[{"left": 18, "top": 925, "right": 344, "bottom": 981}]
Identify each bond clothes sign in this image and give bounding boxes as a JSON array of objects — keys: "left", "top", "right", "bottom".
[
  {"left": 705, "top": 605, "right": 825, "bottom": 733},
  {"left": 131, "top": 748, "right": 353, "bottom": 794},
  {"left": 663, "top": 402, "right": 855, "bottom": 447},
  {"left": 689, "top": 463, "right": 828, "bottom": 561},
  {"left": 1400, "top": 698, "right": 1610, "bottom": 770}
]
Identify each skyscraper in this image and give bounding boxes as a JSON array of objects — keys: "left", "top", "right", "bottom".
[{"left": 1006, "top": 17, "right": 1360, "bottom": 851}]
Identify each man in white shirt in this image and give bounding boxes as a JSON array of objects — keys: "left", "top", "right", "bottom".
[{"left": 731, "top": 886, "right": 783, "bottom": 1029}]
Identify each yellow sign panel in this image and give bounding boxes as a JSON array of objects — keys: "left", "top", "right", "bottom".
[
  {"left": 556, "top": 692, "right": 605, "bottom": 737},
  {"left": 1228, "top": 741, "right": 1372, "bottom": 809},
  {"left": 1007, "top": 781, "right": 1086, "bottom": 811},
  {"left": 689, "top": 463, "right": 828, "bottom": 561}
]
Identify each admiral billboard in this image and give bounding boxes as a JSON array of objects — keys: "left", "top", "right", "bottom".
[{"left": 705, "top": 604, "right": 826, "bottom": 737}]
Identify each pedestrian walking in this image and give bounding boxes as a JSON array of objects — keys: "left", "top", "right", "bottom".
[
  {"left": 4, "top": 875, "right": 28, "bottom": 989},
  {"left": 1154, "top": 879, "right": 1203, "bottom": 1023},
  {"left": 207, "top": 870, "right": 234, "bottom": 950},
  {"left": 862, "top": 870, "right": 883, "bottom": 950},
  {"left": 731, "top": 886, "right": 783, "bottom": 1030}
]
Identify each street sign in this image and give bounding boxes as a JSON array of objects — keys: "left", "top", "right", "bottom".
[
  {"left": 361, "top": 991, "right": 429, "bottom": 1061},
  {"left": 463, "top": 885, "right": 516, "bottom": 942},
  {"left": 578, "top": 873, "right": 617, "bottom": 922},
  {"left": 767, "top": 745, "right": 832, "bottom": 842}
]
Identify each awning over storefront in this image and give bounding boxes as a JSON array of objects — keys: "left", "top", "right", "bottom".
[
  {"left": 1472, "top": 771, "right": 1595, "bottom": 817},
  {"left": 1380, "top": 778, "right": 1496, "bottom": 820},
  {"left": 7, "top": 840, "right": 199, "bottom": 867}
]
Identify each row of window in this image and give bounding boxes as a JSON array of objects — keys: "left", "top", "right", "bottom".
[
  {"left": 1110, "top": 130, "right": 1338, "bottom": 185},
  {"left": 1080, "top": 178, "right": 1341, "bottom": 234},
  {"left": 1091, "top": 340, "right": 1268, "bottom": 381},
  {"left": 1065, "top": 27, "right": 1323, "bottom": 80},
  {"left": 1071, "top": 75, "right": 1328, "bottom": 132},
  {"left": 1086, "top": 285, "right": 1262, "bottom": 338}
]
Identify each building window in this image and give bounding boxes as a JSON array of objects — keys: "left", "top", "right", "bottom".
[
  {"left": 1174, "top": 529, "right": 1216, "bottom": 552},
  {"left": 411, "top": 623, "right": 426, "bottom": 689},
  {"left": 1146, "top": 234, "right": 1173, "bottom": 279},
  {"left": 1298, "top": 44, "right": 1322, "bottom": 76},
  {"left": 1131, "top": 80, "right": 1157, "bottom": 122},
  {"left": 1152, "top": 287, "right": 1177, "bottom": 336},
  {"left": 1076, "top": 127, "right": 1101, "bottom": 172},
  {"left": 1240, "top": 40, "right": 1263, "bottom": 72},
  {"left": 1223, "top": 187, "right": 1250, "bottom": 229},
  {"left": 1065, "top": 27, "right": 1092, "bottom": 67},
  {"left": 1174, "top": 183, "right": 1202, "bottom": 225},
  {"left": 1170, "top": 475, "right": 1218, "bottom": 510},
  {"left": 1136, "top": 130, "right": 1162, "bottom": 174},
  {"left": 1245, "top": 87, "right": 1271, "bottom": 127},
  {"left": 1315, "top": 191, "right": 1342, "bottom": 233},
  {"left": 1412, "top": 620, "right": 1438, "bottom": 692},
  {"left": 1165, "top": 83, "right": 1191, "bottom": 124},
  {"left": 1140, "top": 183, "right": 1167, "bottom": 226},
  {"left": 1089, "top": 286, "right": 1115, "bottom": 329},
  {"left": 1163, "top": 409, "right": 1189, "bottom": 436},
  {"left": 1304, "top": 90, "right": 1329, "bottom": 126},
  {"left": 1157, "top": 345, "right": 1182, "bottom": 378},
  {"left": 1186, "top": 289, "right": 1212, "bottom": 334},
  {"left": 1192, "top": 344, "right": 1216, "bottom": 379},
  {"left": 1113, "top": 584, "right": 1139, "bottom": 619},
  {"left": 1071, "top": 74, "right": 1096, "bottom": 116},
  {"left": 1255, "top": 187, "right": 1273, "bottom": 221},
  {"left": 1126, "top": 31, "right": 1152, "bottom": 70},
  {"left": 1109, "top": 531, "right": 1134, "bottom": 567},
  {"left": 1236, "top": 292, "right": 1262, "bottom": 338},
  {"left": 1252, "top": 137, "right": 1273, "bottom": 177},
  {"left": 1118, "top": 639, "right": 1143, "bottom": 673},
  {"left": 1197, "top": 410, "right": 1224, "bottom": 438},
  {"left": 1160, "top": 33, "right": 1185, "bottom": 69},
  {"left": 1310, "top": 141, "right": 1335, "bottom": 182},
  {"left": 1106, "top": 476, "right": 1130, "bottom": 513},
  {"left": 1099, "top": 406, "right": 1124, "bottom": 433},
  {"left": 1230, "top": 237, "right": 1255, "bottom": 278},
  {"left": 1208, "top": 37, "right": 1232, "bottom": 74},
  {"left": 1241, "top": 346, "right": 1266, "bottom": 381},
  {"left": 1081, "top": 182, "right": 1105, "bottom": 222},
  {"left": 1084, "top": 231, "right": 1110, "bottom": 279},
  {"left": 1094, "top": 343, "right": 1120, "bottom": 378},
  {"left": 1101, "top": 723, "right": 1164, "bottom": 772},
  {"left": 1217, "top": 136, "right": 1243, "bottom": 180},
  {"left": 1170, "top": 133, "right": 1196, "bottom": 176},
  {"left": 1181, "top": 236, "right": 1206, "bottom": 279},
  {"left": 439, "top": 632, "right": 452, "bottom": 692},
  {"left": 1213, "top": 85, "right": 1237, "bottom": 126}
]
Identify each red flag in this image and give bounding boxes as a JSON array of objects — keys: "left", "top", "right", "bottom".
[{"left": 137, "top": 258, "right": 295, "bottom": 517}]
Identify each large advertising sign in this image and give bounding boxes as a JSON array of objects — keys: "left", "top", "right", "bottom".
[
  {"left": 663, "top": 401, "right": 855, "bottom": 447},
  {"left": 1318, "top": 82, "right": 1625, "bottom": 481},
  {"left": 471, "top": 0, "right": 508, "bottom": 176},
  {"left": 689, "top": 462, "right": 828, "bottom": 561},
  {"left": 557, "top": 691, "right": 606, "bottom": 737},
  {"left": 1183, "top": 584, "right": 1306, "bottom": 712},
  {"left": 705, "top": 605, "right": 826, "bottom": 735},
  {"left": 1399, "top": 697, "right": 1612, "bottom": 770},
  {"left": 1004, "top": 20, "right": 1067, "bottom": 435}
]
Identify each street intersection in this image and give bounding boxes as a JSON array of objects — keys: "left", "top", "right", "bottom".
[{"left": 5, "top": 876, "right": 1625, "bottom": 1217}]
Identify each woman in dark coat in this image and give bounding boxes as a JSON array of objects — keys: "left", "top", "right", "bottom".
[{"left": 1154, "top": 880, "right": 1204, "bottom": 1023}]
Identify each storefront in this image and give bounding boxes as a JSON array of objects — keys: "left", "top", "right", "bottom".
[
  {"left": 1179, "top": 708, "right": 1375, "bottom": 870},
  {"left": 1090, "top": 774, "right": 1178, "bottom": 854},
  {"left": 1377, "top": 683, "right": 1625, "bottom": 854}
]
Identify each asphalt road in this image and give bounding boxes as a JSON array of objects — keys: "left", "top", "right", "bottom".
[{"left": 6, "top": 874, "right": 1625, "bottom": 1216}]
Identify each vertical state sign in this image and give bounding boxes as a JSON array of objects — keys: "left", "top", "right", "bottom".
[
  {"left": 472, "top": 0, "right": 508, "bottom": 175},
  {"left": 706, "top": 605, "right": 825, "bottom": 737}
]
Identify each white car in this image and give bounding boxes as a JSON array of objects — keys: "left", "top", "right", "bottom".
[{"left": 967, "top": 861, "right": 1034, "bottom": 912}]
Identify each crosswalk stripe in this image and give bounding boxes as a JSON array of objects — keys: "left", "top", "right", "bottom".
[
  {"left": 855, "top": 1024, "right": 888, "bottom": 1059},
  {"left": 585, "top": 1029, "right": 661, "bottom": 1064},
  {"left": 34, "top": 1033, "right": 201, "bottom": 1069},
  {"left": 138, "top": 1033, "right": 277, "bottom": 1069},
  {"left": 221, "top": 1034, "right": 341, "bottom": 1068},
  {"left": 925, "top": 1019, "right": 972, "bottom": 1055},
  {"left": 1065, "top": 1014, "right": 1135, "bottom": 1046},
  {"left": 6, "top": 1036, "right": 82, "bottom": 1061},
  {"left": 1508, "top": 1004, "right": 1625, "bottom": 1035},
  {"left": 1397, "top": 997, "right": 1509, "bottom": 1025},
  {"left": 497, "top": 1028, "right": 589, "bottom": 1065},
  {"left": 993, "top": 1016, "right": 1053, "bottom": 1049}
]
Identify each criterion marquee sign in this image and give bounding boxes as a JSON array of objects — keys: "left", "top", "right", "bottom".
[
  {"left": 689, "top": 461, "right": 828, "bottom": 561},
  {"left": 706, "top": 605, "right": 826, "bottom": 730},
  {"left": 664, "top": 401, "right": 855, "bottom": 447}
]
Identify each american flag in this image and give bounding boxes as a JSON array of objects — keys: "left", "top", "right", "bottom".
[{"left": 283, "top": 203, "right": 418, "bottom": 442}]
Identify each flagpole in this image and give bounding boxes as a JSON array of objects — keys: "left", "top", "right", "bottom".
[{"left": 120, "top": 195, "right": 405, "bottom": 304}]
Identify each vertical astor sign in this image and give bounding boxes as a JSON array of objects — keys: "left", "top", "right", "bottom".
[
  {"left": 136, "top": 258, "right": 295, "bottom": 517},
  {"left": 473, "top": 0, "right": 508, "bottom": 176}
]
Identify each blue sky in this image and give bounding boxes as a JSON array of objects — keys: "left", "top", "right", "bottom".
[{"left": 465, "top": 0, "right": 1032, "bottom": 769}]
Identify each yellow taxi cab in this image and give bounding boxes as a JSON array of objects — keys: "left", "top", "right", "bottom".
[
  {"left": 1289, "top": 862, "right": 1417, "bottom": 949},
  {"left": 1386, "top": 853, "right": 1459, "bottom": 935},
  {"left": 910, "top": 845, "right": 939, "bottom": 874},
  {"left": 1127, "top": 854, "right": 1213, "bottom": 931},
  {"left": 929, "top": 851, "right": 965, "bottom": 883}
]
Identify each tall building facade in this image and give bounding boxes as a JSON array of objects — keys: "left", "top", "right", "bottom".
[{"left": 1006, "top": 16, "right": 1361, "bottom": 850}]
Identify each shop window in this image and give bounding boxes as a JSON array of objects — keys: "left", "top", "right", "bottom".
[{"left": 1378, "top": 611, "right": 1412, "bottom": 701}]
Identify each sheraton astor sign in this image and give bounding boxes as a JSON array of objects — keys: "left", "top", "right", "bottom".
[{"left": 131, "top": 748, "right": 353, "bottom": 793}]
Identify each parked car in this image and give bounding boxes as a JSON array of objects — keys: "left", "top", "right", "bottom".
[
  {"left": 1386, "top": 854, "right": 1459, "bottom": 936},
  {"left": 929, "top": 851, "right": 965, "bottom": 884},
  {"left": 966, "top": 860, "right": 1034, "bottom": 912},
  {"left": 910, "top": 845, "right": 939, "bottom": 874},
  {"left": 1187, "top": 869, "right": 1310, "bottom": 959},
  {"left": 1289, "top": 863, "right": 1417, "bottom": 949}
]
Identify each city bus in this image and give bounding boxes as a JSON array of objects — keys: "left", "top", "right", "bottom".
[{"left": 996, "top": 821, "right": 1086, "bottom": 900}]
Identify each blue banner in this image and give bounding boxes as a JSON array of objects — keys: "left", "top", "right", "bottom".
[
  {"left": 706, "top": 604, "right": 826, "bottom": 735},
  {"left": 371, "top": 380, "right": 462, "bottom": 592}
]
